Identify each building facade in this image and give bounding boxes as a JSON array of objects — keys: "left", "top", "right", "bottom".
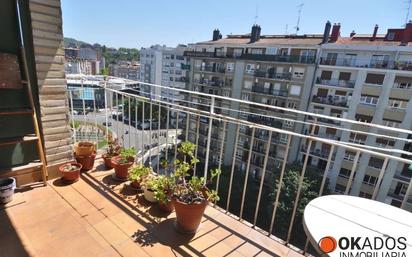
[
  {"left": 109, "top": 61, "right": 140, "bottom": 81},
  {"left": 304, "top": 22, "right": 412, "bottom": 210}
]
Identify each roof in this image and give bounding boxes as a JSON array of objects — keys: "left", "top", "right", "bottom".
[
  {"left": 196, "top": 34, "right": 324, "bottom": 46},
  {"left": 334, "top": 37, "right": 412, "bottom": 46}
]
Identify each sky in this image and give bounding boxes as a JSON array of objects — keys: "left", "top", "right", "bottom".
[{"left": 62, "top": 0, "right": 410, "bottom": 49}]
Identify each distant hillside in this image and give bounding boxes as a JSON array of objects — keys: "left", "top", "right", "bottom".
[{"left": 63, "top": 37, "right": 140, "bottom": 64}]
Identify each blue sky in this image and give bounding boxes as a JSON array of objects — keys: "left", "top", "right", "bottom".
[{"left": 62, "top": 0, "right": 408, "bottom": 48}]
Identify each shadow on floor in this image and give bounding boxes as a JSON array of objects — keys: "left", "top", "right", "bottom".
[
  {"left": 80, "top": 172, "right": 281, "bottom": 257},
  {"left": 0, "top": 206, "right": 31, "bottom": 257}
]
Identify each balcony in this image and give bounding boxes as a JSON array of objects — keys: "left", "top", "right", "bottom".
[
  {"left": 251, "top": 85, "right": 288, "bottom": 97},
  {"left": 319, "top": 57, "right": 412, "bottom": 71},
  {"left": 183, "top": 51, "right": 316, "bottom": 64},
  {"left": 255, "top": 70, "right": 292, "bottom": 81},
  {"left": 312, "top": 95, "right": 349, "bottom": 108},
  {"left": 315, "top": 77, "right": 355, "bottom": 88}
]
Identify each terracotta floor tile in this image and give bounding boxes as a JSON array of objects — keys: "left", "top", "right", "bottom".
[
  {"left": 113, "top": 239, "right": 151, "bottom": 257},
  {"left": 93, "top": 218, "right": 130, "bottom": 246}
]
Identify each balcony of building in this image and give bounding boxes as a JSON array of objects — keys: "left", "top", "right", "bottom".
[
  {"left": 319, "top": 56, "right": 412, "bottom": 71},
  {"left": 315, "top": 77, "right": 355, "bottom": 88},
  {"left": 311, "top": 95, "right": 349, "bottom": 108}
]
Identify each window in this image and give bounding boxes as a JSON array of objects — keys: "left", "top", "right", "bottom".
[
  {"left": 245, "top": 64, "right": 255, "bottom": 74},
  {"left": 244, "top": 80, "right": 253, "bottom": 89},
  {"left": 335, "top": 184, "right": 346, "bottom": 194},
  {"left": 388, "top": 98, "right": 408, "bottom": 109},
  {"left": 376, "top": 138, "right": 395, "bottom": 147},
  {"left": 365, "top": 73, "right": 385, "bottom": 85},
  {"left": 320, "top": 70, "right": 332, "bottom": 80},
  {"left": 355, "top": 114, "right": 373, "bottom": 123},
  {"left": 293, "top": 67, "right": 305, "bottom": 78},
  {"left": 363, "top": 175, "right": 377, "bottom": 186},
  {"left": 242, "top": 94, "right": 250, "bottom": 101},
  {"left": 360, "top": 95, "right": 378, "bottom": 105},
  {"left": 339, "top": 72, "right": 351, "bottom": 81},
  {"left": 393, "top": 81, "right": 412, "bottom": 89},
  {"left": 236, "top": 149, "right": 243, "bottom": 158},
  {"left": 344, "top": 151, "right": 358, "bottom": 161},
  {"left": 359, "top": 191, "right": 372, "bottom": 199},
  {"left": 283, "top": 120, "right": 294, "bottom": 128},
  {"left": 383, "top": 119, "right": 401, "bottom": 128},
  {"left": 290, "top": 85, "right": 301, "bottom": 96},
  {"left": 223, "top": 91, "right": 230, "bottom": 97},
  {"left": 287, "top": 101, "right": 297, "bottom": 109},
  {"left": 226, "top": 63, "right": 234, "bottom": 72},
  {"left": 339, "top": 168, "right": 351, "bottom": 178}
]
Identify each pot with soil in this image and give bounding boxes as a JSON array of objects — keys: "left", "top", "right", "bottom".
[
  {"left": 170, "top": 142, "right": 220, "bottom": 233},
  {"left": 59, "top": 162, "right": 82, "bottom": 183},
  {"left": 128, "top": 164, "right": 151, "bottom": 190},
  {"left": 0, "top": 177, "right": 16, "bottom": 204},
  {"left": 75, "top": 152, "right": 96, "bottom": 171},
  {"left": 74, "top": 141, "right": 95, "bottom": 156},
  {"left": 152, "top": 175, "right": 174, "bottom": 212},
  {"left": 111, "top": 147, "right": 136, "bottom": 180},
  {"left": 103, "top": 137, "right": 120, "bottom": 169},
  {"left": 143, "top": 175, "right": 158, "bottom": 203}
]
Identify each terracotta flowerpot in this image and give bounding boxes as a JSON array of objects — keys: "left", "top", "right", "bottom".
[
  {"left": 74, "top": 141, "right": 95, "bottom": 156},
  {"left": 144, "top": 188, "right": 158, "bottom": 203},
  {"left": 75, "top": 152, "right": 96, "bottom": 171},
  {"left": 59, "top": 162, "right": 82, "bottom": 183},
  {"left": 111, "top": 156, "right": 133, "bottom": 180},
  {"left": 159, "top": 201, "right": 174, "bottom": 212},
  {"left": 102, "top": 154, "right": 117, "bottom": 169},
  {"left": 172, "top": 198, "right": 208, "bottom": 234}
]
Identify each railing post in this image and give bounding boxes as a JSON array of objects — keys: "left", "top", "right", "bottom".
[
  {"left": 372, "top": 157, "right": 389, "bottom": 200},
  {"left": 401, "top": 176, "right": 412, "bottom": 209},
  {"left": 214, "top": 120, "right": 227, "bottom": 207},
  {"left": 174, "top": 111, "right": 180, "bottom": 160},
  {"left": 194, "top": 115, "right": 200, "bottom": 175},
  {"left": 253, "top": 130, "right": 272, "bottom": 226},
  {"left": 141, "top": 100, "right": 145, "bottom": 164},
  {"left": 149, "top": 99, "right": 152, "bottom": 167},
  {"left": 270, "top": 134, "right": 292, "bottom": 235},
  {"left": 345, "top": 151, "right": 361, "bottom": 195},
  {"left": 226, "top": 123, "right": 240, "bottom": 212},
  {"left": 128, "top": 96, "right": 131, "bottom": 148},
  {"left": 104, "top": 79, "right": 109, "bottom": 142},
  {"left": 69, "top": 90, "right": 76, "bottom": 144},
  {"left": 165, "top": 106, "right": 169, "bottom": 167},
  {"left": 157, "top": 102, "right": 161, "bottom": 173},
  {"left": 286, "top": 122, "right": 317, "bottom": 244},
  {"left": 203, "top": 96, "right": 215, "bottom": 184},
  {"left": 239, "top": 126, "right": 255, "bottom": 220}
]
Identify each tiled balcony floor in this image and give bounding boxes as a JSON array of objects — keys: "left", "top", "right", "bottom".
[{"left": 0, "top": 158, "right": 305, "bottom": 257}]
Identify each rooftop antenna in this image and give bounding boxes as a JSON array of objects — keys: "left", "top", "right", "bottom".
[
  {"left": 285, "top": 24, "right": 289, "bottom": 35},
  {"left": 405, "top": 0, "right": 412, "bottom": 26},
  {"left": 254, "top": 4, "right": 259, "bottom": 24},
  {"left": 294, "top": 3, "right": 304, "bottom": 34}
]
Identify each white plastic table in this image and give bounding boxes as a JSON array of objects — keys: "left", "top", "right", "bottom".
[{"left": 303, "top": 195, "right": 412, "bottom": 256}]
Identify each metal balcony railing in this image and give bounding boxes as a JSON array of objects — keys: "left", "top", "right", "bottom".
[
  {"left": 315, "top": 77, "right": 355, "bottom": 88},
  {"left": 67, "top": 75, "right": 412, "bottom": 253},
  {"left": 312, "top": 95, "right": 349, "bottom": 107},
  {"left": 319, "top": 57, "right": 412, "bottom": 71}
]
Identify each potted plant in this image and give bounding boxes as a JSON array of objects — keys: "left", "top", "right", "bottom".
[
  {"left": 59, "top": 162, "right": 82, "bottom": 183},
  {"left": 153, "top": 175, "right": 174, "bottom": 212},
  {"left": 103, "top": 136, "right": 121, "bottom": 169},
  {"left": 171, "top": 141, "right": 220, "bottom": 234},
  {"left": 142, "top": 174, "right": 158, "bottom": 203},
  {"left": 128, "top": 164, "right": 152, "bottom": 190},
  {"left": 0, "top": 177, "right": 16, "bottom": 204},
  {"left": 74, "top": 152, "right": 96, "bottom": 171},
  {"left": 111, "top": 147, "right": 136, "bottom": 179},
  {"left": 74, "top": 141, "right": 95, "bottom": 156}
]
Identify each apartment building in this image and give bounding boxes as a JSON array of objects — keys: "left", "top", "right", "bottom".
[
  {"left": 109, "top": 61, "right": 140, "bottom": 81},
  {"left": 185, "top": 25, "right": 323, "bottom": 181},
  {"left": 139, "top": 44, "right": 189, "bottom": 102},
  {"left": 303, "top": 22, "right": 412, "bottom": 210},
  {"left": 64, "top": 46, "right": 105, "bottom": 75}
]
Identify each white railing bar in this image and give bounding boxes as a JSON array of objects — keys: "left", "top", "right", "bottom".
[
  {"left": 345, "top": 151, "right": 361, "bottom": 195},
  {"left": 104, "top": 80, "right": 109, "bottom": 142},
  {"left": 174, "top": 111, "right": 179, "bottom": 161},
  {"left": 203, "top": 97, "right": 215, "bottom": 185},
  {"left": 226, "top": 123, "right": 240, "bottom": 212},
  {"left": 69, "top": 90, "right": 77, "bottom": 144},
  {"left": 253, "top": 130, "right": 273, "bottom": 227},
  {"left": 239, "top": 127, "right": 256, "bottom": 220},
  {"left": 372, "top": 157, "right": 389, "bottom": 200},
  {"left": 141, "top": 100, "right": 145, "bottom": 165},
  {"left": 157, "top": 102, "right": 161, "bottom": 173},
  {"left": 128, "top": 96, "right": 131, "bottom": 148},
  {"left": 214, "top": 120, "right": 227, "bottom": 207},
  {"left": 193, "top": 115, "right": 200, "bottom": 176},
  {"left": 270, "top": 134, "right": 292, "bottom": 235},
  {"left": 401, "top": 176, "right": 412, "bottom": 209},
  {"left": 165, "top": 106, "right": 170, "bottom": 167}
]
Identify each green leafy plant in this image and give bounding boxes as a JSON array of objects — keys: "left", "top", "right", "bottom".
[
  {"left": 128, "top": 164, "right": 152, "bottom": 182},
  {"left": 171, "top": 141, "right": 221, "bottom": 204},
  {"left": 117, "top": 147, "right": 136, "bottom": 164},
  {"left": 151, "top": 175, "right": 174, "bottom": 204}
]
